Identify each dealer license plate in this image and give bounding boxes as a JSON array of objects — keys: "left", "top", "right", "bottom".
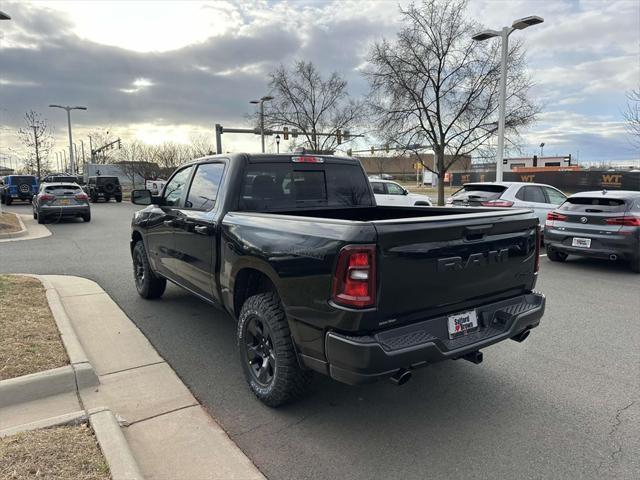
[
  {"left": 57, "top": 199, "right": 70, "bottom": 205},
  {"left": 447, "top": 310, "right": 478, "bottom": 339},
  {"left": 571, "top": 237, "right": 591, "bottom": 248}
]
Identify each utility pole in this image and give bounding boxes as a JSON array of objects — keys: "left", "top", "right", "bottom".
[
  {"left": 250, "top": 96, "right": 274, "bottom": 153},
  {"left": 49, "top": 104, "right": 87, "bottom": 175},
  {"left": 30, "top": 124, "right": 41, "bottom": 178},
  {"left": 472, "top": 16, "right": 544, "bottom": 181}
]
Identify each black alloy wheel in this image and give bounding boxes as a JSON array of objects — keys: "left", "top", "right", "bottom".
[{"left": 244, "top": 316, "right": 276, "bottom": 386}]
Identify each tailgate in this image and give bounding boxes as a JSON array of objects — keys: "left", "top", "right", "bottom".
[{"left": 373, "top": 210, "right": 538, "bottom": 321}]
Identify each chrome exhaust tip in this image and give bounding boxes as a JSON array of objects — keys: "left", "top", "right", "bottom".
[{"left": 390, "top": 368, "right": 412, "bottom": 386}]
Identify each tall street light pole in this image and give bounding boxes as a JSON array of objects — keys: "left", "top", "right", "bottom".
[
  {"left": 49, "top": 104, "right": 87, "bottom": 175},
  {"left": 250, "top": 96, "right": 274, "bottom": 153},
  {"left": 472, "top": 16, "right": 543, "bottom": 182}
]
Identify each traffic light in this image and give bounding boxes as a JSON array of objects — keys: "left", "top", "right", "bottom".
[
  {"left": 283, "top": 127, "right": 289, "bottom": 140},
  {"left": 347, "top": 148, "right": 352, "bottom": 156},
  {"left": 292, "top": 129, "right": 298, "bottom": 138},
  {"left": 336, "top": 129, "right": 342, "bottom": 144},
  {"left": 385, "top": 144, "right": 389, "bottom": 153},
  {"left": 117, "top": 139, "right": 121, "bottom": 149},
  {"left": 370, "top": 146, "right": 375, "bottom": 155},
  {"left": 343, "top": 130, "right": 350, "bottom": 141}
]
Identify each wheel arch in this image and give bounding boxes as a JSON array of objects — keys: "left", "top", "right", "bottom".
[{"left": 233, "top": 267, "right": 279, "bottom": 319}]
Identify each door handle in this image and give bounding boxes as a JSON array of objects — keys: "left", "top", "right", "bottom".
[
  {"left": 163, "top": 219, "right": 176, "bottom": 227},
  {"left": 194, "top": 225, "right": 210, "bottom": 235}
]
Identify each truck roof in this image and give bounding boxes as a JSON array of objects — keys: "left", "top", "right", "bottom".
[{"left": 187, "top": 153, "right": 360, "bottom": 166}]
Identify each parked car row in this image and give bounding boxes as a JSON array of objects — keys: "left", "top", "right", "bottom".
[{"left": 446, "top": 182, "right": 639, "bottom": 273}]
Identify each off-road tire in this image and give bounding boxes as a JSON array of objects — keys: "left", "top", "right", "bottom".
[
  {"left": 115, "top": 195, "right": 122, "bottom": 203},
  {"left": 238, "top": 292, "right": 312, "bottom": 407},
  {"left": 5, "top": 196, "right": 11, "bottom": 206},
  {"left": 132, "top": 241, "right": 166, "bottom": 299},
  {"left": 547, "top": 247, "right": 568, "bottom": 262}
]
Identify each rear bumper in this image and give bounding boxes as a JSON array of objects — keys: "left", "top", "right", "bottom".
[
  {"left": 545, "top": 229, "right": 639, "bottom": 260},
  {"left": 324, "top": 292, "right": 545, "bottom": 385},
  {"left": 40, "top": 205, "right": 90, "bottom": 217}
]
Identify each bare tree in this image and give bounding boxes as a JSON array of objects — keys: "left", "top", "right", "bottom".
[
  {"left": 189, "top": 133, "right": 216, "bottom": 157},
  {"left": 264, "top": 61, "right": 364, "bottom": 152},
  {"left": 624, "top": 89, "right": 640, "bottom": 147},
  {"left": 117, "top": 140, "right": 160, "bottom": 188},
  {"left": 147, "top": 142, "right": 192, "bottom": 172},
  {"left": 366, "top": 0, "right": 538, "bottom": 204},
  {"left": 17, "top": 110, "right": 54, "bottom": 178},
  {"left": 88, "top": 129, "right": 117, "bottom": 164}
]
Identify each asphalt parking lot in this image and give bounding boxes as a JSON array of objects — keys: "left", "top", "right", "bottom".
[{"left": 1, "top": 202, "right": 638, "bottom": 480}]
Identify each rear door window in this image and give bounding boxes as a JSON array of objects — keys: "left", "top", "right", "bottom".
[
  {"left": 517, "top": 186, "right": 546, "bottom": 203},
  {"left": 544, "top": 187, "right": 567, "bottom": 205},
  {"left": 371, "top": 182, "right": 385, "bottom": 194},
  {"left": 560, "top": 197, "right": 627, "bottom": 213}
]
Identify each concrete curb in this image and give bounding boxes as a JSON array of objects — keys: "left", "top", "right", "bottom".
[
  {"left": 0, "top": 212, "right": 27, "bottom": 239},
  {"left": 0, "top": 407, "right": 144, "bottom": 480},
  {"left": 0, "top": 275, "right": 99, "bottom": 408},
  {"left": 0, "top": 366, "right": 76, "bottom": 408},
  {"left": 89, "top": 407, "right": 144, "bottom": 480},
  {"left": 0, "top": 409, "right": 87, "bottom": 438}
]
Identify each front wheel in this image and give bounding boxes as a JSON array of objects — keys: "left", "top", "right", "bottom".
[
  {"left": 238, "top": 292, "right": 312, "bottom": 407},
  {"left": 132, "top": 241, "right": 166, "bottom": 299},
  {"left": 547, "top": 247, "right": 568, "bottom": 262}
]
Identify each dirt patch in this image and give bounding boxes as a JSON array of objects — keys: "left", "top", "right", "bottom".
[
  {"left": 0, "top": 423, "right": 111, "bottom": 480},
  {"left": 0, "top": 213, "right": 22, "bottom": 234},
  {"left": 0, "top": 275, "right": 69, "bottom": 380}
]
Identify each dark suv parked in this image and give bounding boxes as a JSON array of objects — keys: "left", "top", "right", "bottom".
[
  {"left": 1, "top": 175, "right": 38, "bottom": 205},
  {"left": 87, "top": 176, "right": 122, "bottom": 202}
]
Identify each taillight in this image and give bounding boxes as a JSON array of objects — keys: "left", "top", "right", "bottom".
[
  {"left": 291, "top": 156, "right": 324, "bottom": 163},
  {"left": 534, "top": 226, "right": 541, "bottom": 273},
  {"left": 75, "top": 192, "right": 88, "bottom": 201},
  {"left": 605, "top": 216, "right": 640, "bottom": 226},
  {"left": 546, "top": 212, "right": 567, "bottom": 222},
  {"left": 332, "top": 245, "right": 376, "bottom": 308},
  {"left": 39, "top": 193, "right": 55, "bottom": 202},
  {"left": 481, "top": 200, "right": 514, "bottom": 207}
]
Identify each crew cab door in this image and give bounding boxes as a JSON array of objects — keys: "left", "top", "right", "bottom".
[
  {"left": 171, "top": 161, "right": 226, "bottom": 302},
  {"left": 144, "top": 165, "right": 195, "bottom": 278}
]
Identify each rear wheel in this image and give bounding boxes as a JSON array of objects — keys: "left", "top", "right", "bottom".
[
  {"left": 5, "top": 196, "right": 12, "bottom": 206},
  {"left": 238, "top": 292, "right": 312, "bottom": 407},
  {"left": 33, "top": 209, "right": 37, "bottom": 219},
  {"left": 547, "top": 247, "right": 568, "bottom": 262},
  {"left": 115, "top": 195, "right": 122, "bottom": 203},
  {"left": 630, "top": 256, "right": 640, "bottom": 274},
  {"left": 132, "top": 241, "right": 166, "bottom": 299},
  {"left": 0, "top": 194, "right": 4, "bottom": 204},
  {"left": 37, "top": 213, "right": 45, "bottom": 224},
  {"left": 82, "top": 213, "right": 91, "bottom": 222}
]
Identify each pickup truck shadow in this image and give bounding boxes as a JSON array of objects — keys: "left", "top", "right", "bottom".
[{"left": 547, "top": 256, "right": 637, "bottom": 275}]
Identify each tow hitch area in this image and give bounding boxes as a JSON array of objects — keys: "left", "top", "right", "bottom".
[{"left": 461, "top": 351, "right": 483, "bottom": 364}]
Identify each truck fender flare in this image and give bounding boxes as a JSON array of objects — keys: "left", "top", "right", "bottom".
[{"left": 228, "top": 257, "right": 284, "bottom": 315}]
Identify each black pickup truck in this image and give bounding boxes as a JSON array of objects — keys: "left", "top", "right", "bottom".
[{"left": 130, "top": 153, "right": 545, "bottom": 406}]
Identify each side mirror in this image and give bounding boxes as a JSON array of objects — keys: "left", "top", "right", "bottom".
[
  {"left": 131, "top": 189, "right": 152, "bottom": 205},
  {"left": 403, "top": 188, "right": 409, "bottom": 195}
]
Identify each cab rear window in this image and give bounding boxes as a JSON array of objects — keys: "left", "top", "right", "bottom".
[
  {"left": 239, "top": 163, "right": 373, "bottom": 211},
  {"left": 560, "top": 197, "right": 627, "bottom": 213}
]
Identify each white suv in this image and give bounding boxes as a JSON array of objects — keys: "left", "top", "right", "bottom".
[
  {"left": 447, "top": 182, "right": 567, "bottom": 226},
  {"left": 369, "top": 179, "right": 432, "bottom": 206}
]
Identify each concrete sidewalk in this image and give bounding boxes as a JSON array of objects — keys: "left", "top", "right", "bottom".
[
  {"left": 3, "top": 275, "right": 264, "bottom": 480},
  {"left": 0, "top": 213, "right": 51, "bottom": 242}
]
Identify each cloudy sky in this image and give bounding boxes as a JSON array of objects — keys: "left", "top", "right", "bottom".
[{"left": 1, "top": 0, "right": 639, "bottom": 169}]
